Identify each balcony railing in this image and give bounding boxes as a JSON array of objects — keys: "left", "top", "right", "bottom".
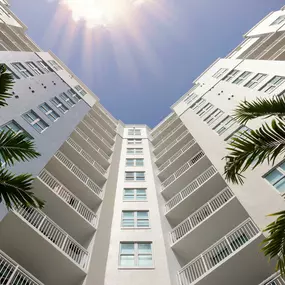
[
  {"left": 170, "top": 188, "right": 234, "bottom": 244},
  {"left": 14, "top": 207, "right": 89, "bottom": 269},
  {"left": 259, "top": 273, "right": 285, "bottom": 285},
  {"left": 158, "top": 139, "right": 196, "bottom": 172},
  {"left": 75, "top": 127, "right": 110, "bottom": 161},
  {"left": 178, "top": 219, "right": 260, "bottom": 285},
  {"left": 92, "top": 107, "right": 117, "bottom": 129},
  {"left": 161, "top": 151, "right": 205, "bottom": 190},
  {"left": 155, "top": 130, "right": 189, "bottom": 160},
  {"left": 152, "top": 115, "right": 179, "bottom": 139},
  {"left": 153, "top": 123, "right": 184, "bottom": 149},
  {"left": 54, "top": 151, "right": 103, "bottom": 198},
  {"left": 38, "top": 169, "right": 97, "bottom": 226},
  {"left": 81, "top": 120, "right": 113, "bottom": 149},
  {"left": 0, "top": 250, "right": 44, "bottom": 285},
  {"left": 66, "top": 137, "right": 107, "bottom": 176}
]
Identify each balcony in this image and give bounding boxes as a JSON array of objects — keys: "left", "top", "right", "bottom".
[
  {"left": 165, "top": 166, "right": 227, "bottom": 225},
  {"left": 0, "top": 250, "right": 44, "bottom": 285},
  {"left": 60, "top": 137, "right": 107, "bottom": 186},
  {"left": 45, "top": 151, "right": 103, "bottom": 210},
  {"left": 0, "top": 208, "right": 88, "bottom": 285},
  {"left": 170, "top": 188, "right": 249, "bottom": 261},
  {"left": 161, "top": 151, "right": 212, "bottom": 200},
  {"left": 153, "top": 123, "right": 187, "bottom": 155},
  {"left": 158, "top": 139, "right": 200, "bottom": 180},
  {"left": 89, "top": 107, "right": 117, "bottom": 133},
  {"left": 33, "top": 169, "right": 97, "bottom": 243},
  {"left": 259, "top": 273, "right": 285, "bottom": 285},
  {"left": 178, "top": 219, "right": 272, "bottom": 285}
]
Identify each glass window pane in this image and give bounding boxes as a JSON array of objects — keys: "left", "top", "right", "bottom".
[
  {"left": 122, "top": 212, "right": 134, "bottom": 218},
  {"left": 122, "top": 220, "right": 135, "bottom": 227},
  {"left": 138, "top": 255, "right": 152, "bottom": 267},
  {"left": 265, "top": 170, "right": 283, "bottom": 185},
  {"left": 137, "top": 211, "right": 148, "bottom": 218},
  {"left": 137, "top": 220, "right": 149, "bottom": 227},
  {"left": 120, "top": 255, "right": 135, "bottom": 267},
  {"left": 275, "top": 177, "right": 285, "bottom": 193},
  {"left": 121, "top": 243, "right": 134, "bottom": 254},
  {"left": 138, "top": 243, "right": 151, "bottom": 253}
]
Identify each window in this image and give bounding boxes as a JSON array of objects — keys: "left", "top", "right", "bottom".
[
  {"left": 265, "top": 162, "right": 285, "bottom": 193},
  {"left": 196, "top": 102, "right": 214, "bottom": 118},
  {"left": 50, "top": 97, "right": 69, "bottom": 114},
  {"left": 123, "top": 188, "right": 147, "bottom": 201},
  {"left": 270, "top": 15, "right": 285, "bottom": 26},
  {"left": 222, "top": 69, "right": 240, "bottom": 82},
  {"left": 128, "top": 128, "right": 141, "bottom": 136},
  {"left": 213, "top": 116, "right": 236, "bottom": 135},
  {"left": 232, "top": 71, "right": 252, "bottom": 85},
  {"left": 226, "top": 126, "right": 251, "bottom": 142},
  {"left": 126, "top": 158, "right": 144, "bottom": 167},
  {"left": 67, "top": 89, "right": 81, "bottom": 102},
  {"left": 212, "top": 68, "right": 228, "bottom": 79},
  {"left": 119, "top": 242, "right": 153, "bottom": 267},
  {"left": 37, "top": 61, "right": 52, "bottom": 73},
  {"left": 190, "top": 98, "right": 206, "bottom": 111},
  {"left": 1, "top": 64, "right": 19, "bottom": 80},
  {"left": 74, "top": 85, "right": 87, "bottom": 96},
  {"left": 11, "top": 62, "right": 33, "bottom": 78},
  {"left": 244, "top": 73, "right": 267, "bottom": 89},
  {"left": 47, "top": 60, "right": 62, "bottom": 71},
  {"left": 122, "top": 211, "right": 149, "bottom": 228},
  {"left": 204, "top": 108, "right": 224, "bottom": 125},
  {"left": 127, "top": 148, "right": 143, "bottom": 154},
  {"left": 26, "top": 62, "right": 44, "bottom": 75},
  {"left": 39, "top": 103, "right": 60, "bottom": 122},
  {"left": 125, "top": 171, "right": 145, "bottom": 181},
  {"left": 0, "top": 6, "right": 10, "bottom": 17},
  {"left": 184, "top": 93, "right": 199, "bottom": 105},
  {"left": 0, "top": 120, "right": 32, "bottom": 139},
  {"left": 259, "top": 76, "right": 285, "bottom": 94},
  {"left": 127, "top": 139, "right": 142, "bottom": 144},
  {"left": 60, "top": 92, "right": 75, "bottom": 107},
  {"left": 22, "top": 110, "right": 49, "bottom": 133}
]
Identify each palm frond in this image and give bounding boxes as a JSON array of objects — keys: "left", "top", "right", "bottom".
[
  {"left": 224, "top": 119, "right": 285, "bottom": 184},
  {"left": 234, "top": 97, "right": 285, "bottom": 125},
  {"left": 0, "top": 130, "right": 40, "bottom": 166},
  {"left": 0, "top": 168, "right": 45, "bottom": 209},
  {"left": 262, "top": 211, "right": 285, "bottom": 276},
  {"left": 0, "top": 64, "right": 14, "bottom": 107}
]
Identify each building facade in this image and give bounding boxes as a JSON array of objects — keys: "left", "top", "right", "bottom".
[{"left": 1, "top": 2, "right": 285, "bottom": 285}]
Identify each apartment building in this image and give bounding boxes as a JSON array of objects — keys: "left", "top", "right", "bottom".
[{"left": 1, "top": 2, "right": 285, "bottom": 285}]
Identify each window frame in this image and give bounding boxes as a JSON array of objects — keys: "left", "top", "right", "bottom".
[
  {"left": 125, "top": 171, "right": 145, "bottom": 181},
  {"left": 121, "top": 211, "right": 150, "bottom": 228},
  {"left": 26, "top": 61, "right": 44, "bottom": 76},
  {"left": 128, "top": 129, "right": 142, "bottom": 136},
  {"left": 22, "top": 110, "right": 49, "bottom": 133},
  {"left": 212, "top": 116, "right": 236, "bottom": 135},
  {"left": 244, "top": 73, "right": 267, "bottom": 89},
  {"left": 126, "top": 158, "right": 144, "bottom": 167},
  {"left": 0, "top": 120, "right": 32, "bottom": 139},
  {"left": 127, "top": 139, "right": 142, "bottom": 144},
  {"left": 39, "top": 102, "right": 60, "bottom": 122},
  {"left": 270, "top": 15, "right": 285, "bottom": 26},
  {"left": 60, "top": 92, "right": 76, "bottom": 107},
  {"left": 123, "top": 188, "right": 147, "bottom": 201},
  {"left": 212, "top": 68, "right": 228, "bottom": 79},
  {"left": 11, "top": 62, "right": 33, "bottom": 78},
  {"left": 204, "top": 108, "right": 224, "bottom": 125},
  {"left": 47, "top": 60, "right": 62, "bottom": 71},
  {"left": 50, "top": 97, "right": 69, "bottom": 114},
  {"left": 232, "top": 71, "right": 252, "bottom": 85},
  {"left": 67, "top": 89, "right": 81, "bottom": 102},
  {"left": 259, "top": 76, "right": 285, "bottom": 94},
  {"left": 37, "top": 61, "right": 52, "bottom": 73},
  {"left": 222, "top": 69, "right": 241, "bottom": 82},
  {"left": 74, "top": 85, "right": 87, "bottom": 96},
  {"left": 126, "top": 148, "right": 143, "bottom": 155},
  {"left": 264, "top": 161, "right": 285, "bottom": 194}
]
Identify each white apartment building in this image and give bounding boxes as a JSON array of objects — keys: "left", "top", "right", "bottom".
[{"left": 1, "top": 2, "right": 285, "bottom": 285}]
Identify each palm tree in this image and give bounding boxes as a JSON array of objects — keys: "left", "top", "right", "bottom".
[
  {"left": 224, "top": 95, "right": 285, "bottom": 274},
  {"left": 0, "top": 65, "right": 44, "bottom": 210}
]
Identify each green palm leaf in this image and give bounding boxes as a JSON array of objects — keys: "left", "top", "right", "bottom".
[
  {"left": 0, "top": 168, "right": 44, "bottom": 209},
  {"left": 262, "top": 211, "right": 285, "bottom": 276},
  {"left": 234, "top": 97, "right": 285, "bottom": 125},
  {"left": 0, "top": 65, "right": 14, "bottom": 107},
  {"left": 0, "top": 130, "right": 40, "bottom": 166},
  {"left": 224, "top": 119, "right": 285, "bottom": 184}
]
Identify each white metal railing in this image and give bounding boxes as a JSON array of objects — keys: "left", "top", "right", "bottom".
[
  {"left": 54, "top": 151, "right": 103, "bottom": 198},
  {"left": 153, "top": 123, "right": 185, "bottom": 149},
  {"left": 75, "top": 127, "right": 110, "bottom": 161},
  {"left": 14, "top": 207, "right": 89, "bottom": 269},
  {"left": 92, "top": 106, "right": 117, "bottom": 129},
  {"left": 152, "top": 116, "right": 179, "bottom": 140},
  {"left": 66, "top": 137, "right": 107, "bottom": 176},
  {"left": 38, "top": 169, "right": 97, "bottom": 226},
  {"left": 259, "top": 273, "right": 285, "bottom": 285},
  {"left": 158, "top": 139, "right": 196, "bottom": 172},
  {"left": 81, "top": 120, "right": 113, "bottom": 149},
  {"left": 155, "top": 130, "right": 190, "bottom": 160},
  {"left": 161, "top": 151, "right": 205, "bottom": 190},
  {"left": 170, "top": 188, "right": 234, "bottom": 244},
  {"left": 165, "top": 166, "right": 217, "bottom": 212},
  {"left": 0, "top": 250, "right": 44, "bottom": 285},
  {"left": 178, "top": 219, "right": 260, "bottom": 285}
]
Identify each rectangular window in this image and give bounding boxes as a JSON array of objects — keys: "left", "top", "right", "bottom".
[
  {"left": 222, "top": 69, "right": 240, "bottom": 82},
  {"left": 204, "top": 108, "right": 224, "bottom": 125},
  {"left": 270, "top": 15, "right": 285, "bottom": 26},
  {"left": 212, "top": 68, "right": 228, "bottom": 79},
  {"left": 37, "top": 61, "right": 52, "bottom": 73},
  {"left": 126, "top": 158, "right": 144, "bottom": 167},
  {"left": 184, "top": 93, "right": 199, "bottom": 105},
  {"left": 226, "top": 126, "right": 251, "bottom": 142},
  {"left": 26, "top": 62, "right": 44, "bottom": 75},
  {"left": 39, "top": 103, "right": 60, "bottom": 122},
  {"left": 11, "top": 62, "right": 33, "bottom": 78},
  {"left": 60, "top": 92, "right": 75, "bottom": 107},
  {"left": 0, "top": 120, "right": 32, "bottom": 139},
  {"left": 265, "top": 162, "right": 285, "bottom": 193},
  {"left": 259, "top": 76, "right": 285, "bottom": 94},
  {"left": 47, "top": 60, "right": 62, "bottom": 71},
  {"left": 127, "top": 139, "right": 142, "bottom": 144},
  {"left": 119, "top": 242, "right": 153, "bottom": 267},
  {"left": 232, "top": 71, "right": 252, "bottom": 85},
  {"left": 1, "top": 64, "right": 19, "bottom": 80},
  {"left": 125, "top": 171, "right": 145, "bottom": 181},
  {"left": 127, "top": 148, "right": 143, "bottom": 154},
  {"left": 244, "top": 73, "right": 267, "bottom": 89},
  {"left": 190, "top": 98, "right": 206, "bottom": 111},
  {"left": 22, "top": 110, "right": 49, "bottom": 133},
  {"left": 213, "top": 116, "right": 236, "bottom": 135},
  {"left": 50, "top": 97, "right": 69, "bottom": 114},
  {"left": 74, "top": 85, "right": 87, "bottom": 96},
  {"left": 128, "top": 129, "right": 141, "bottom": 136},
  {"left": 196, "top": 102, "right": 214, "bottom": 117},
  {"left": 122, "top": 211, "right": 149, "bottom": 228},
  {"left": 67, "top": 89, "right": 81, "bottom": 102},
  {"left": 123, "top": 188, "right": 147, "bottom": 201}
]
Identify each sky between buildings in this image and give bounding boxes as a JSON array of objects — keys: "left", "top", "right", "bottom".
[{"left": 10, "top": 0, "right": 282, "bottom": 128}]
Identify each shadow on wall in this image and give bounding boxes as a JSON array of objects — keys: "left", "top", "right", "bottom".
[{"left": 0, "top": 203, "right": 8, "bottom": 221}]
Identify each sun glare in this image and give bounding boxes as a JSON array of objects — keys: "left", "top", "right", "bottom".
[{"left": 61, "top": 0, "right": 148, "bottom": 27}]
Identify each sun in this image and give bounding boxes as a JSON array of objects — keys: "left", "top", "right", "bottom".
[{"left": 61, "top": 0, "right": 148, "bottom": 27}]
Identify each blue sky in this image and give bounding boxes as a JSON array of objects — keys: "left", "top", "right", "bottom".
[{"left": 10, "top": 0, "right": 282, "bottom": 127}]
